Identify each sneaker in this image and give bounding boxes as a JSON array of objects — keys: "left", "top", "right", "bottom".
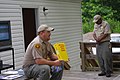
[
  {"left": 106, "top": 73, "right": 111, "bottom": 77},
  {"left": 98, "top": 72, "right": 106, "bottom": 76}
]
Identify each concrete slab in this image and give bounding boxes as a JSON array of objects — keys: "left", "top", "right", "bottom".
[
  {"left": 62, "top": 70, "right": 120, "bottom": 80},
  {"left": 10, "top": 70, "right": 120, "bottom": 80}
]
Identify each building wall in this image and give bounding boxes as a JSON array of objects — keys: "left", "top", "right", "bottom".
[
  {"left": 0, "top": 0, "right": 82, "bottom": 70},
  {"left": 0, "top": 3, "right": 24, "bottom": 69},
  {"left": 38, "top": 0, "right": 82, "bottom": 70}
]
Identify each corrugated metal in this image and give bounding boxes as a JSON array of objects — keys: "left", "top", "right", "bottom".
[{"left": 0, "top": 0, "right": 82, "bottom": 70}]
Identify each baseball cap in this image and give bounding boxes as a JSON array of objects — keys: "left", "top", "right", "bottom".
[
  {"left": 37, "top": 24, "right": 54, "bottom": 32},
  {"left": 93, "top": 15, "right": 101, "bottom": 23}
]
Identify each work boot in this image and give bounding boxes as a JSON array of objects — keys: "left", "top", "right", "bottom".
[
  {"left": 98, "top": 72, "right": 106, "bottom": 76},
  {"left": 106, "top": 73, "right": 111, "bottom": 77}
]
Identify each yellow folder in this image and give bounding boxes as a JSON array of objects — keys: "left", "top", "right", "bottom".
[{"left": 53, "top": 42, "right": 69, "bottom": 61}]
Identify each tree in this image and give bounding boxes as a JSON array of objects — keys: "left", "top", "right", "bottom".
[
  {"left": 82, "top": 0, "right": 119, "bottom": 33},
  {"left": 98, "top": 0, "right": 120, "bottom": 21}
]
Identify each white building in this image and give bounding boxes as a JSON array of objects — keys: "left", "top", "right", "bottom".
[{"left": 0, "top": 0, "right": 82, "bottom": 70}]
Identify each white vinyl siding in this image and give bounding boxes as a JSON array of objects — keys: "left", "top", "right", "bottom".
[
  {"left": 0, "top": 0, "right": 82, "bottom": 70},
  {"left": 39, "top": 0, "right": 82, "bottom": 70},
  {"left": 0, "top": 4, "right": 24, "bottom": 69}
]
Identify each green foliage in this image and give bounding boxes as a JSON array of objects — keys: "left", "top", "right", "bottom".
[
  {"left": 82, "top": 20, "right": 94, "bottom": 34},
  {"left": 82, "top": 0, "right": 120, "bottom": 34},
  {"left": 82, "top": 1, "right": 115, "bottom": 22},
  {"left": 98, "top": 0, "right": 120, "bottom": 20},
  {"left": 107, "top": 19, "right": 120, "bottom": 33}
]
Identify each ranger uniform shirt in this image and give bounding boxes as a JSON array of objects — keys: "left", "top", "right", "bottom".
[
  {"left": 93, "top": 21, "right": 111, "bottom": 42},
  {"left": 23, "top": 36, "right": 55, "bottom": 68}
]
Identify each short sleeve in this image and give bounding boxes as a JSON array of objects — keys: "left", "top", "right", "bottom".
[
  {"left": 104, "top": 23, "right": 111, "bottom": 34},
  {"left": 32, "top": 43, "right": 43, "bottom": 59}
]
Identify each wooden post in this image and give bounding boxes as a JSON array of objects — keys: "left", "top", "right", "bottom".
[{"left": 80, "top": 42, "right": 86, "bottom": 71}]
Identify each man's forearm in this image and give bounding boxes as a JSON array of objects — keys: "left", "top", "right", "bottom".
[
  {"left": 35, "top": 58, "right": 55, "bottom": 66},
  {"left": 98, "top": 34, "right": 108, "bottom": 42},
  {"left": 93, "top": 33, "right": 98, "bottom": 41}
]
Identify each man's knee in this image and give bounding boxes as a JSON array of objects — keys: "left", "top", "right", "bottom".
[
  {"left": 40, "top": 65, "right": 50, "bottom": 74},
  {"left": 37, "top": 65, "right": 50, "bottom": 80}
]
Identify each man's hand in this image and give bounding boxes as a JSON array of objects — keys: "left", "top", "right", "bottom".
[{"left": 53, "top": 60, "right": 62, "bottom": 66}]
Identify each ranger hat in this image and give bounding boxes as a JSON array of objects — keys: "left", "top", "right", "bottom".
[
  {"left": 93, "top": 15, "right": 101, "bottom": 23},
  {"left": 37, "top": 24, "right": 54, "bottom": 32}
]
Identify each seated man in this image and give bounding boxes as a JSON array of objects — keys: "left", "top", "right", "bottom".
[{"left": 22, "top": 24, "right": 64, "bottom": 80}]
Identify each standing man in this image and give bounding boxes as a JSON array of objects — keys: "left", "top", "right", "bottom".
[
  {"left": 23, "top": 24, "right": 64, "bottom": 80},
  {"left": 93, "top": 15, "right": 112, "bottom": 77}
]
